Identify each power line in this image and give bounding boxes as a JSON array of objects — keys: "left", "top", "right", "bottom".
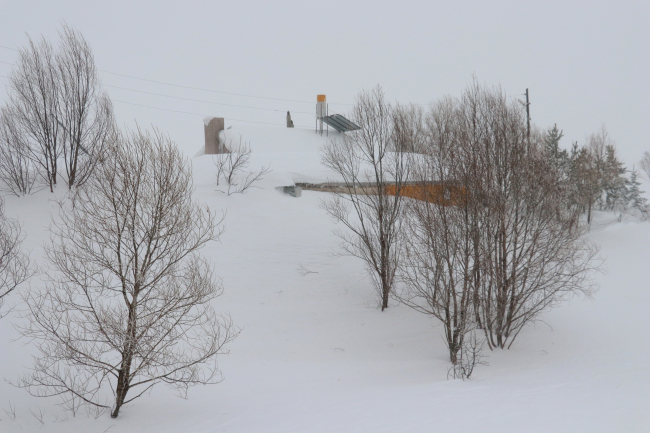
[
  {"left": 100, "top": 69, "right": 337, "bottom": 105},
  {"left": 112, "top": 99, "right": 209, "bottom": 117},
  {"left": 1, "top": 62, "right": 313, "bottom": 114},
  {"left": 112, "top": 99, "right": 313, "bottom": 128},
  {"left": 3, "top": 43, "right": 426, "bottom": 108},
  {"left": 2, "top": 45, "right": 354, "bottom": 106},
  {"left": 103, "top": 83, "right": 314, "bottom": 115},
  {"left": 0, "top": 74, "right": 313, "bottom": 127}
]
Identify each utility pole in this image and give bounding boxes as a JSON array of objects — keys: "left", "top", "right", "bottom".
[
  {"left": 518, "top": 89, "right": 531, "bottom": 141},
  {"left": 525, "top": 88, "right": 530, "bottom": 140}
]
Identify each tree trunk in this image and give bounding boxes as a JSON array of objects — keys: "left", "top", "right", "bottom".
[
  {"left": 111, "top": 364, "right": 131, "bottom": 418},
  {"left": 111, "top": 302, "right": 137, "bottom": 418}
]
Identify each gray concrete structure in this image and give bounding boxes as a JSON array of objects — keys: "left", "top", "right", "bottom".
[
  {"left": 276, "top": 186, "right": 302, "bottom": 197},
  {"left": 204, "top": 117, "right": 226, "bottom": 154}
]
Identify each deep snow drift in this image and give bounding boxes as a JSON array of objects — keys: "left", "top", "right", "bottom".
[{"left": 0, "top": 125, "right": 648, "bottom": 432}]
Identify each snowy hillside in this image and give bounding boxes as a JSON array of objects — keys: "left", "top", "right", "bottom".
[{"left": 0, "top": 126, "right": 648, "bottom": 432}]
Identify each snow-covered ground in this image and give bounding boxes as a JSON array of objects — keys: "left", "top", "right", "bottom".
[{"left": 0, "top": 126, "right": 648, "bottom": 432}]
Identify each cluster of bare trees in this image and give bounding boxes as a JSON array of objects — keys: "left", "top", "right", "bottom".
[
  {"left": 323, "top": 84, "right": 599, "bottom": 377},
  {"left": 0, "top": 24, "right": 114, "bottom": 195},
  {"left": 0, "top": 27, "right": 237, "bottom": 420}
]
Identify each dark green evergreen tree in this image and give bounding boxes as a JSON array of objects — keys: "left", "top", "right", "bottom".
[
  {"left": 627, "top": 169, "right": 648, "bottom": 215},
  {"left": 544, "top": 124, "right": 569, "bottom": 175},
  {"left": 601, "top": 145, "right": 628, "bottom": 210}
]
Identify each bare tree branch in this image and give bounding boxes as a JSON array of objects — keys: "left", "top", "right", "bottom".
[{"left": 0, "top": 197, "right": 33, "bottom": 317}]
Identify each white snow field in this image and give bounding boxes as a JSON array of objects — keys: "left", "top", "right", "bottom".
[{"left": 0, "top": 125, "right": 648, "bottom": 432}]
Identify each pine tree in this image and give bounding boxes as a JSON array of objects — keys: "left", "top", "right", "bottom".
[
  {"left": 566, "top": 144, "right": 600, "bottom": 223},
  {"left": 602, "top": 145, "right": 628, "bottom": 210},
  {"left": 544, "top": 124, "right": 564, "bottom": 159},
  {"left": 544, "top": 124, "right": 569, "bottom": 174},
  {"left": 627, "top": 170, "right": 648, "bottom": 215}
]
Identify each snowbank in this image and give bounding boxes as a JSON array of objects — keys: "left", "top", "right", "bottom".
[{"left": 0, "top": 126, "right": 648, "bottom": 432}]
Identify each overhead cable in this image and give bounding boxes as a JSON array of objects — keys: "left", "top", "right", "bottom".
[
  {"left": 104, "top": 83, "right": 314, "bottom": 114},
  {"left": 111, "top": 99, "right": 314, "bottom": 128}
]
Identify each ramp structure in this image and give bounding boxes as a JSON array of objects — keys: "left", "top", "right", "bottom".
[{"left": 321, "top": 114, "right": 361, "bottom": 133}]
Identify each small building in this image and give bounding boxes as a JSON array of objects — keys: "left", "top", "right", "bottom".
[{"left": 385, "top": 182, "right": 466, "bottom": 206}]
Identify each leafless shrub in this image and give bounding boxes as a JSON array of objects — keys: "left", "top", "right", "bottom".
[
  {"left": 18, "top": 127, "right": 236, "bottom": 418},
  {"left": 29, "top": 406, "right": 44, "bottom": 425},
  {"left": 87, "top": 404, "right": 108, "bottom": 420},
  {"left": 0, "top": 109, "right": 38, "bottom": 196},
  {"left": 398, "top": 82, "right": 599, "bottom": 360},
  {"left": 52, "top": 413, "right": 69, "bottom": 423},
  {"left": 321, "top": 86, "right": 412, "bottom": 310},
  {"left": 213, "top": 137, "right": 271, "bottom": 195},
  {"left": 296, "top": 264, "right": 318, "bottom": 276},
  {"left": 2, "top": 400, "right": 17, "bottom": 421},
  {"left": 447, "top": 331, "right": 488, "bottom": 380},
  {"left": 457, "top": 83, "right": 599, "bottom": 350},
  {"left": 0, "top": 197, "right": 33, "bottom": 317},
  {"left": 398, "top": 97, "right": 476, "bottom": 364}
]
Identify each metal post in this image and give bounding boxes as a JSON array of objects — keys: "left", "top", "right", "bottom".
[{"left": 525, "top": 88, "right": 530, "bottom": 140}]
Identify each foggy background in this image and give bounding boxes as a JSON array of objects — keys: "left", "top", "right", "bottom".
[{"left": 1, "top": 0, "right": 648, "bottom": 164}]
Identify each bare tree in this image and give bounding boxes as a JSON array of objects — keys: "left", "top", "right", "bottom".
[
  {"left": 398, "top": 97, "right": 477, "bottom": 365},
  {"left": 321, "top": 87, "right": 411, "bottom": 311},
  {"left": 0, "top": 108, "right": 38, "bottom": 196},
  {"left": 392, "top": 103, "right": 425, "bottom": 154},
  {"left": 213, "top": 137, "right": 271, "bottom": 195},
  {"left": 56, "top": 25, "right": 115, "bottom": 188},
  {"left": 18, "top": 128, "right": 236, "bottom": 418},
  {"left": 0, "top": 197, "right": 33, "bottom": 317},
  {"left": 569, "top": 144, "right": 600, "bottom": 224},
  {"left": 639, "top": 151, "right": 650, "bottom": 183},
  {"left": 2, "top": 25, "right": 114, "bottom": 192},
  {"left": 5, "top": 35, "right": 61, "bottom": 192},
  {"left": 585, "top": 126, "right": 627, "bottom": 211}
]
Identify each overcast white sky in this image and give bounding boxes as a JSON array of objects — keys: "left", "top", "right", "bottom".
[{"left": 1, "top": 0, "right": 648, "bottom": 164}]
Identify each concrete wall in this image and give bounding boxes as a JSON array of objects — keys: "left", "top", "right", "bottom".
[{"left": 204, "top": 117, "right": 226, "bottom": 154}]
